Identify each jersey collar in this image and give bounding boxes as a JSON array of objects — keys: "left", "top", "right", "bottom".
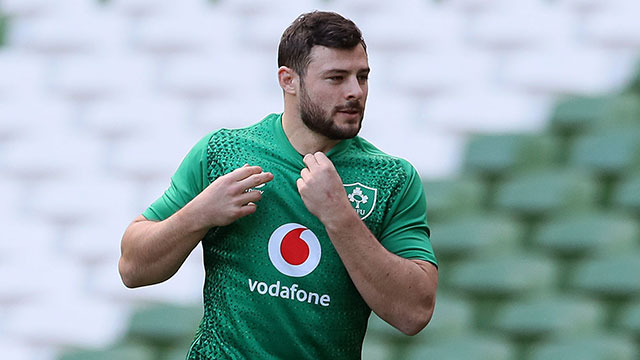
[{"left": 274, "top": 113, "right": 353, "bottom": 163}]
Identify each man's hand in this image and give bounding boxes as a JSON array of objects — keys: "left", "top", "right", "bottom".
[
  {"left": 119, "top": 164, "right": 273, "bottom": 288},
  {"left": 297, "top": 152, "right": 352, "bottom": 225},
  {"left": 186, "top": 165, "right": 273, "bottom": 230}
]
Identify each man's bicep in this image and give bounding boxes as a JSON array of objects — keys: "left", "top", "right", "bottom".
[{"left": 379, "top": 165, "right": 437, "bottom": 267}]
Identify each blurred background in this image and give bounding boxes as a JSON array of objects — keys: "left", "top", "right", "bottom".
[{"left": 0, "top": 0, "right": 639, "bottom": 359}]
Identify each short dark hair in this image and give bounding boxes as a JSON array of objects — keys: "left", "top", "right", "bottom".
[{"left": 278, "top": 11, "right": 367, "bottom": 77}]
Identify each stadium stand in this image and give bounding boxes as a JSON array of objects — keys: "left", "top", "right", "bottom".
[
  {"left": 0, "top": 0, "right": 638, "bottom": 359},
  {"left": 528, "top": 333, "right": 637, "bottom": 360}
]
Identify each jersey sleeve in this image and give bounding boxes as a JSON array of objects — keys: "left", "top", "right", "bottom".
[
  {"left": 142, "top": 133, "right": 213, "bottom": 221},
  {"left": 379, "top": 162, "right": 437, "bottom": 267}
]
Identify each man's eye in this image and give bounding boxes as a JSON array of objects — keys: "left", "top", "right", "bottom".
[{"left": 328, "top": 76, "right": 343, "bottom": 81}]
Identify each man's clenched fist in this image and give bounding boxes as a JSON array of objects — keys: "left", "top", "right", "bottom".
[{"left": 297, "top": 152, "right": 353, "bottom": 225}]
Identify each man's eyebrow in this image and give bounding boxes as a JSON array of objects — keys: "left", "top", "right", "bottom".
[{"left": 321, "top": 68, "right": 371, "bottom": 75}]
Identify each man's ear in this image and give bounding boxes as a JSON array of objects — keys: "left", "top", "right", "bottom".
[{"left": 278, "top": 66, "right": 297, "bottom": 95}]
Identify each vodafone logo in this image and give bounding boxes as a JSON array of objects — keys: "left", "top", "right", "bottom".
[{"left": 268, "top": 223, "right": 321, "bottom": 277}]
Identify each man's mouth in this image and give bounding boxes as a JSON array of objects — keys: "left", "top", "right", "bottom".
[{"left": 335, "top": 105, "right": 362, "bottom": 115}]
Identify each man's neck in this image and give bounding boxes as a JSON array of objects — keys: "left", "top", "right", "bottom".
[{"left": 281, "top": 111, "right": 340, "bottom": 155}]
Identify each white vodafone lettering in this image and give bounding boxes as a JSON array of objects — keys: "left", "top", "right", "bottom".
[{"left": 247, "top": 278, "right": 331, "bottom": 307}]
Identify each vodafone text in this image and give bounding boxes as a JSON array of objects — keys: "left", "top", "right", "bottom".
[{"left": 248, "top": 279, "right": 331, "bottom": 307}]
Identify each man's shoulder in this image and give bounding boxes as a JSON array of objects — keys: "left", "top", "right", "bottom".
[
  {"left": 205, "top": 113, "right": 279, "bottom": 146},
  {"left": 349, "top": 136, "right": 416, "bottom": 174}
]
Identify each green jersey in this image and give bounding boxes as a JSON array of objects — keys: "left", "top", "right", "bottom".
[{"left": 143, "top": 113, "right": 437, "bottom": 359}]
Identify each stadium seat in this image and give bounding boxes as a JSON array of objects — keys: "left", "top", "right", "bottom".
[
  {"left": 0, "top": 258, "right": 45, "bottom": 302},
  {"left": 51, "top": 54, "right": 147, "bottom": 101},
  {"left": 0, "top": 96, "right": 71, "bottom": 136},
  {"left": 160, "top": 55, "right": 239, "bottom": 100},
  {"left": 4, "top": 132, "right": 104, "bottom": 180},
  {"left": 0, "top": 179, "right": 21, "bottom": 221},
  {"left": 550, "top": 94, "right": 640, "bottom": 135},
  {"left": 6, "top": 293, "right": 127, "bottom": 348},
  {"left": 612, "top": 171, "right": 640, "bottom": 212},
  {"left": 492, "top": 295, "right": 604, "bottom": 340},
  {"left": 494, "top": 169, "right": 598, "bottom": 217},
  {"left": 30, "top": 176, "right": 134, "bottom": 226},
  {"left": 109, "top": 0, "right": 169, "bottom": 17},
  {"left": 626, "top": 60, "right": 640, "bottom": 93},
  {"left": 404, "top": 334, "right": 515, "bottom": 360},
  {"left": 0, "top": 103, "right": 24, "bottom": 140},
  {"left": 390, "top": 50, "right": 493, "bottom": 95},
  {"left": 366, "top": 312, "right": 406, "bottom": 340},
  {"left": 362, "top": 117, "right": 465, "bottom": 180},
  {"left": 356, "top": 7, "right": 431, "bottom": 53},
  {"left": 529, "top": 333, "right": 637, "bottom": 360},
  {"left": 94, "top": 254, "right": 204, "bottom": 305},
  {"left": 0, "top": 0, "right": 51, "bottom": 18},
  {"left": 431, "top": 214, "right": 524, "bottom": 260},
  {"left": 421, "top": 178, "right": 486, "bottom": 222},
  {"left": 463, "top": 133, "right": 559, "bottom": 176},
  {"left": 363, "top": 314, "right": 405, "bottom": 357},
  {"left": 569, "top": 126, "right": 640, "bottom": 176},
  {"left": 421, "top": 85, "right": 549, "bottom": 134},
  {"left": 161, "top": 345, "right": 194, "bottom": 360},
  {"left": 125, "top": 303, "right": 202, "bottom": 345},
  {"left": 401, "top": 294, "right": 474, "bottom": 345},
  {"left": 111, "top": 132, "right": 199, "bottom": 181},
  {"left": 587, "top": 4, "right": 640, "bottom": 48},
  {"left": 504, "top": 46, "right": 614, "bottom": 94},
  {"left": 469, "top": 2, "right": 567, "bottom": 51},
  {"left": 549, "top": 95, "right": 610, "bottom": 135},
  {"left": 419, "top": 293, "right": 474, "bottom": 341},
  {"left": 192, "top": 94, "right": 283, "bottom": 133},
  {"left": 571, "top": 253, "right": 640, "bottom": 298},
  {"left": 618, "top": 302, "right": 640, "bottom": 336},
  {"left": 0, "top": 339, "right": 51, "bottom": 360},
  {"left": 0, "top": 54, "right": 46, "bottom": 100},
  {"left": 237, "top": 10, "right": 304, "bottom": 53},
  {"left": 364, "top": 293, "right": 473, "bottom": 355},
  {"left": 9, "top": 10, "right": 103, "bottom": 54},
  {"left": 448, "top": 0, "right": 505, "bottom": 12},
  {"left": 83, "top": 96, "right": 182, "bottom": 139},
  {"left": 132, "top": 8, "right": 225, "bottom": 54},
  {"left": 533, "top": 211, "right": 639, "bottom": 258},
  {"left": 63, "top": 220, "right": 132, "bottom": 265},
  {"left": 360, "top": 337, "right": 398, "bottom": 360},
  {"left": 592, "top": 94, "right": 640, "bottom": 129},
  {"left": 449, "top": 254, "right": 557, "bottom": 298},
  {"left": 58, "top": 342, "right": 155, "bottom": 360},
  {"left": 0, "top": 219, "right": 58, "bottom": 301}
]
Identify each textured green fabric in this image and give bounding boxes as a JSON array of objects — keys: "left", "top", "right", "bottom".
[{"left": 143, "top": 113, "right": 436, "bottom": 359}]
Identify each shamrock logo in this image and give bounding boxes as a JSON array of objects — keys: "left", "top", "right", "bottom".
[{"left": 348, "top": 187, "right": 369, "bottom": 209}]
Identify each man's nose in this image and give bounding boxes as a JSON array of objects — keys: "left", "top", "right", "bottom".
[{"left": 345, "top": 76, "right": 364, "bottom": 100}]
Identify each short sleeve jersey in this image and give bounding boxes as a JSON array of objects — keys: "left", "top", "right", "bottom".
[{"left": 143, "top": 113, "right": 437, "bottom": 359}]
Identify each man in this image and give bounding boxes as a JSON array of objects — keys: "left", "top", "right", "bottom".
[{"left": 119, "top": 11, "right": 438, "bottom": 359}]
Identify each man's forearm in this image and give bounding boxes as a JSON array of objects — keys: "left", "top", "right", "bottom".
[
  {"left": 118, "top": 210, "right": 208, "bottom": 288},
  {"left": 324, "top": 212, "right": 438, "bottom": 335}
]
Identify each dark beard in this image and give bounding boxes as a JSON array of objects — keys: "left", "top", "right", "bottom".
[{"left": 299, "top": 85, "right": 363, "bottom": 140}]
